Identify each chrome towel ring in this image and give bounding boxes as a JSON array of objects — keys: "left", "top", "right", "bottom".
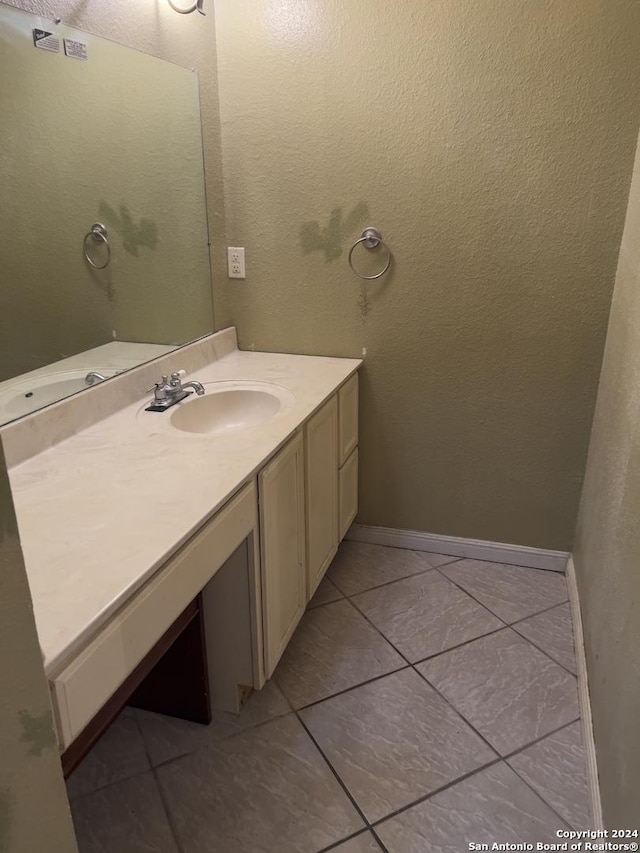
[
  {"left": 348, "top": 227, "right": 392, "bottom": 280},
  {"left": 83, "top": 223, "right": 111, "bottom": 270}
]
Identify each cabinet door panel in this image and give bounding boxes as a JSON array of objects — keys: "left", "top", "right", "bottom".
[
  {"left": 259, "top": 432, "right": 306, "bottom": 677},
  {"left": 339, "top": 448, "right": 359, "bottom": 541},
  {"left": 305, "top": 396, "right": 338, "bottom": 599},
  {"left": 338, "top": 374, "right": 359, "bottom": 466}
]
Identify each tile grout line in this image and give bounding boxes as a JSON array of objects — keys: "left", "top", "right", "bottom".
[
  {"left": 504, "top": 730, "right": 583, "bottom": 831},
  {"left": 66, "top": 764, "right": 157, "bottom": 804},
  {"left": 339, "top": 559, "right": 574, "bottom": 682},
  {"left": 132, "top": 709, "right": 186, "bottom": 853},
  {"left": 500, "top": 715, "right": 588, "bottom": 832},
  {"left": 369, "top": 827, "right": 391, "bottom": 853},
  {"left": 235, "top": 551, "right": 575, "bottom": 843},
  {"left": 508, "top": 599, "right": 573, "bottom": 628},
  {"left": 343, "top": 590, "right": 520, "bottom": 766},
  {"left": 510, "top": 630, "right": 578, "bottom": 679},
  {"left": 294, "top": 711, "right": 373, "bottom": 834},
  {"left": 409, "top": 662, "right": 504, "bottom": 759},
  {"left": 366, "top": 715, "right": 582, "bottom": 833},
  {"left": 500, "top": 717, "right": 582, "bottom": 764},
  {"left": 414, "top": 655, "right": 582, "bottom": 767},
  {"left": 316, "top": 829, "right": 387, "bottom": 853},
  {"left": 328, "top": 555, "right": 464, "bottom": 599},
  {"left": 369, "top": 757, "right": 503, "bottom": 828},
  {"left": 430, "top": 567, "right": 578, "bottom": 674},
  {"left": 408, "top": 624, "right": 508, "bottom": 665},
  {"left": 296, "top": 594, "right": 517, "bottom": 834},
  {"left": 433, "top": 562, "right": 570, "bottom": 627},
  {"left": 408, "top": 618, "right": 578, "bottom": 681},
  {"left": 287, "top": 663, "right": 412, "bottom": 713},
  {"left": 342, "top": 597, "right": 414, "bottom": 667}
]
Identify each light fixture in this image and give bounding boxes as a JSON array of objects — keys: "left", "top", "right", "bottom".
[{"left": 168, "top": 0, "right": 205, "bottom": 15}]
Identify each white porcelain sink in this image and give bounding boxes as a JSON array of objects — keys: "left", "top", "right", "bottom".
[
  {"left": 0, "top": 370, "right": 117, "bottom": 419},
  {"left": 169, "top": 382, "right": 294, "bottom": 435}
]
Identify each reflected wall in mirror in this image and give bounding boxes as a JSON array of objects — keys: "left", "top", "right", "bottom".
[{"left": 0, "top": 4, "right": 214, "bottom": 425}]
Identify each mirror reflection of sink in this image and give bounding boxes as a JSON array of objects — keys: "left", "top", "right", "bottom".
[
  {"left": 169, "top": 382, "right": 295, "bottom": 435},
  {"left": 0, "top": 370, "right": 117, "bottom": 419}
]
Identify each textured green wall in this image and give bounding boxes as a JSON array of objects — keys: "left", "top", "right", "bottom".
[
  {"left": 573, "top": 135, "right": 640, "bottom": 826},
  {"left": 213, "top": 0, "right": 640, "bottom": 549},
  {"left": 1, "top": 0, "right": 222, "bottom": 382},
  {"left": 0, "top": 441, "right": 78, "bottom": 853}
]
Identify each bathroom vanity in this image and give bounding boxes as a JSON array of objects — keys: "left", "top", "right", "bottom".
[{"left": 1, "top": 329, "right": 360, "bottom": 768}]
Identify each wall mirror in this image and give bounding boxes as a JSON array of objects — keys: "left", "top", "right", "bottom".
[{"left": 0, "top": 4, "right": 214, "bottom": 427}]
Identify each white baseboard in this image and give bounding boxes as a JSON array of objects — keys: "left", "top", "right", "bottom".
[
  {"left": 346, "top": 524, "right": 569, "bottom": 573},
  {"left": 566, "top": 556, "right": 603, "bottom": 830}
]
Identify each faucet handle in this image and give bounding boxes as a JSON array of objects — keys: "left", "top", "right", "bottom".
[{"left": 146, "top": 375, "right": 170, "bottom": 394}]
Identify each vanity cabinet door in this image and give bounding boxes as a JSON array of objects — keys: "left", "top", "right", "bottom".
[
  {"left": 305, "top": 395, "right": 338, "bottom": 599},
  {"left": 259, "top": 431, "right": 306, "bottom": 677}
]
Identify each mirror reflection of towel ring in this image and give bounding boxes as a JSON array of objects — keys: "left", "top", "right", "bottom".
[{"left": 168, "top": 0, "right": 205, "bottom": 14}]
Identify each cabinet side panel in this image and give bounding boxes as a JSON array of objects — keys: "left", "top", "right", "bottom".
[
  {"left": 339, "top": 448, "right": 359, "bottom": 540},
  {"left": 305, "top": 396, "right": 339, "bottom": 597},
  {"left": 338, "top": 374, "right": 359, "bottom": 465}
]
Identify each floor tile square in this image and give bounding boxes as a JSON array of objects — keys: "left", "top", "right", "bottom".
[
  {"left": 308, "top": 576, "right": 344, "bottom": 608},
  {"left": 508, "top": 722, "right": 592, "bottom": 829},
  {"left": 156, "top": 714, "right": 364, "bottom": 853},
  {"left": 275, "top": 599, "right": 405, "bottom": 708},
  {"left": 328, "top": 541, "right": 456, "bottom": 596},
  {"left": 513, "top": 602, "right": 576, "bottom": 673},
  {"left": 71, "top": 772, "right": 178, "bottom": 853},
  {"left": 438, "top": 559, "right": 568, "bottom": 622},
  {"left": 418, "top": 629, "right": 579, "bottom": 755},
  {"left": 300, "top": 668, "right": 495, "bottom": 822},
  {"left": 375, "top": 763, "right": 568, "bottom": 852},
  {"left": 135, "top": 679, "right": 291, "bottom": 766},
  {"left": 352, "top": 570, "right": 504, "bottom": 662},
  {"left": 328, "top": 832, "right": 383, "bottom": 852},
  {"left": 66, "top": 709, "right": 150, "bottom": 800}
]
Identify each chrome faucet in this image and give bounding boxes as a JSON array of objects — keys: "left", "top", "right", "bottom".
[
  {"left": 145, "top": 371, "right": 205, "bottom": 412},
  {"left": 85, "top": 371, "right": 109, "bottom": 385}
]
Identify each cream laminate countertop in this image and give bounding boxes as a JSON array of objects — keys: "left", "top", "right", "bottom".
[{"left": 7, "top": 347, "right": 361, "bottom": 675}]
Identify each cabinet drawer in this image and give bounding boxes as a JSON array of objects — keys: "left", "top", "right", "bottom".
[
  {"left": 339, "top": 448, "right": 358, "bottom": 540},
  {"left": 51, "top": 481, "right": 258, "bottom": 749},
  {"left": 338, "top": 374, "right": 359, "bottom": 466}
]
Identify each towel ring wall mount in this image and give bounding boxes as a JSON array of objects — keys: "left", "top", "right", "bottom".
[
  {"left": 348, "top": 227, "right": 392, "bottom": 280},
  {"left": 83, "top": 223, "right": 111, "bottom": 270}
]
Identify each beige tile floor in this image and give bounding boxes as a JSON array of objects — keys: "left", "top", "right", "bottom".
[{"left": 67, "top": 541, "right": 593, "bottom": 852}]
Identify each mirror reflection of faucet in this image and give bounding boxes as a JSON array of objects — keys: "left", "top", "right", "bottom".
[
  {"left": 145, "top": 370, "right": 205, "bottom": 412},
  {"left": 85, "top": 372, "right": 109, "bottom": 385}
]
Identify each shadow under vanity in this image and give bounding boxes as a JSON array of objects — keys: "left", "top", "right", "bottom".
[{"left": 1, "top": 328, "right": 360, "bottom": 774}]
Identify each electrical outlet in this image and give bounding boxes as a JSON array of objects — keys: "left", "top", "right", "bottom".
[{"left": 227, "top": 246, "right": 246, "bottom": 279}]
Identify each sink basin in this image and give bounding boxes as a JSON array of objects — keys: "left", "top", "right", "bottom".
[
  {"left": 170, "top": 384, "right": 291, "bottom": 435},
  {"left": 0, "top": 369, "right": 117, "bottom": 419}
]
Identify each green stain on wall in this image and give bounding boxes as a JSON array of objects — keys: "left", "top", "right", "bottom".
[
  {"left": 18, "top": 709, "right": 56, "bottom": 757},
  {"left": 98, "top": 201, "right": 159, "bottom": 257},
  {"left": 0, "top": 788, "right": 14, "bottom": 853},
  {"left": 300, "top": 202, "right": 369, "bottom": 262}
]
